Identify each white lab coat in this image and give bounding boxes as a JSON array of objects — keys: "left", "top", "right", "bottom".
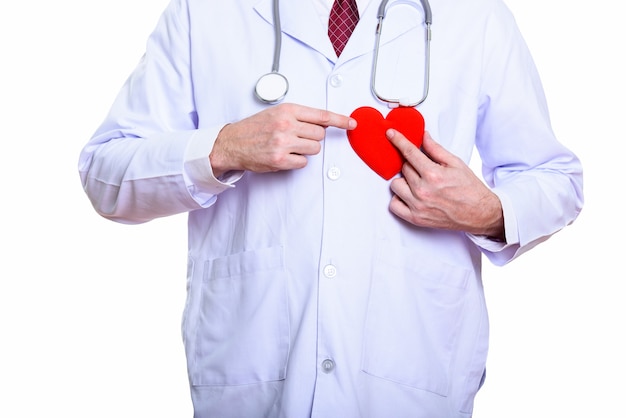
[{"left": 79, "top": 0, "right": 583, "bottom": 416}]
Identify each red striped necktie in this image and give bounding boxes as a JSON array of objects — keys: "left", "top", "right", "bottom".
[{"left": 328, "top": 0, "right": 360, "bottom": 56}]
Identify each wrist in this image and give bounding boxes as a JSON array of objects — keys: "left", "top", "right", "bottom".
[
  {"left": 209, "top": 124, "right": 234, "bottom": 178},
  {"left": 480, "top": 194, "right": 505, "bottom": 241}
]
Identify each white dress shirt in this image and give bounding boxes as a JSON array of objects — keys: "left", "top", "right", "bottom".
[{"left": 79, "top": 0, "right": 583, "bottom": 416}]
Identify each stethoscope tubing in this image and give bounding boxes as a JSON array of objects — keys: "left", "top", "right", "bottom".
[
  {"left": 371, "top": 0, "right": 432, "bottom": 107},
  {"left": 255, "top": 0, "right": 432, "bottom": 107}
]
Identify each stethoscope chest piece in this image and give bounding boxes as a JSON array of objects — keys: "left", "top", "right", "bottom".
[{"left": 255, "top": 72, "right": 289, "bottom": 104}]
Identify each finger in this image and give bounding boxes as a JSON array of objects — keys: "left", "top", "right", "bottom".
[
  {"left": 295, "top": 122, "right": 328, "bottom": 142},
  {"left": 289, "top": 136, "right": 322, "bottom": 156},
  {"left": 294, "top": 104, "right": 357, "bottom": 130},
  {"left": 400, "top": 159, "right": 421, "bottom": 184},
  {"left": 389, "top": 193, "right": 413, "bottom": 222},
  {"left": 282, "top": 153, "right": 310, "bottom": 170},
  {"left": 386, "top": 128, "right": 432, "bottom": 171},
  {"left": 389, "top": 176, "right": 411, "bottom": 200}
]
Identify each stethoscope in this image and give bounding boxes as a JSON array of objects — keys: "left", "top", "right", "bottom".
[{"left": 254, "top": 0, "right": 433, "bottom": 107}]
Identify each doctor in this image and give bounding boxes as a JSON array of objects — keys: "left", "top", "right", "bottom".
[{"left": 79, "top": 0, "right": 583, "bottom": 416}]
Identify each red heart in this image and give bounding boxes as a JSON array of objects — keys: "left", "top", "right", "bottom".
[{"left": 347, "top": 106, "right": 425, "bottom": 180}]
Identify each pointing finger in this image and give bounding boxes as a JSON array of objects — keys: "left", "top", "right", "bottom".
[{"left": 293, "top": 104, "right": 357, "bottom": 130}]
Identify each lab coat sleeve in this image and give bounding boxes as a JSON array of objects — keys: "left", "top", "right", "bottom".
[
  {"left": 468, "top": 3, "right": 584, "bottom": 266},
  {"left": 78, "top": 0, "right": 234, "bottom": 224}
]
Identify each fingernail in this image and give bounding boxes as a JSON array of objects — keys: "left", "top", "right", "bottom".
[
  {"left": 348, "top": 118, "right": 357, "bottom": 130},
  {"left": 386, "top": 129, "right": 395, "bottom": 138}
]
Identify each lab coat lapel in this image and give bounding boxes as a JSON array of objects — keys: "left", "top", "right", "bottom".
[
  {"left": 341, "top": 1, "right": 423, "bottom": 63},
  {"left": 254, "top": 0, "right": 422, "bottom": 64},
  {"left": 254, "top": 0, "right": 336, "bottom": 60}
]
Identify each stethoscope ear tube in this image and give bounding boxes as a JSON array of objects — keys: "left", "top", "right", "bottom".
[
  {"left": 372, "top": 0, "right": 432, "bottom": 108},
  {"left": 378, "top": 0, "right": 431, "bottom": 23}
]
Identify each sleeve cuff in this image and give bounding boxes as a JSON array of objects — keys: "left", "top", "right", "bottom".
[{"left": 183, "top": 128, "right": 244, "bottom": 206}]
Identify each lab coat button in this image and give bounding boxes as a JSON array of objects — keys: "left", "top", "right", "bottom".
[
  {"left": 329, "top": 74, "right": 343, "bottom": 87},
  {"left": 321, "top": 359, "right": 335, "bottom": 373},
  {"left": 323, "top": 264, "right": 337, "bottom": 278},
  {"left": 327, "top": 166, "right": 341, "bottom": 180}
]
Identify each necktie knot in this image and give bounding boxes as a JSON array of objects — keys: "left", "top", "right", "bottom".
[{"left": 328, "top": 0, "right": 359, "bottom": 56}]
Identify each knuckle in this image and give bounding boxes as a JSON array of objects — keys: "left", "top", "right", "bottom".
[
  {"left": 310, "top": 141, "right": 322, "bottom": 154},
  {"left": 318, "top": 109, "right": 332, "bottom": 125},
  {"left": 295, "top": 158, "right": 308, "bottom": 169},
  {"left": 267, "top": 151, "right": 287, "bottom": 168},
  {"left": 268, "top": 132, "right": 289, "bottom": 150},
  {"left": 398, "top": 143, "right": 415, "bottom": 159},
  {"left": 312, "top": 125, "right": 326, "bottom": 140},
  {"left": 276, "top": 102, "right": 294, "bottom": 113},
  {"left": 272, "top": 118, "right": 292, "bottom": 133}
]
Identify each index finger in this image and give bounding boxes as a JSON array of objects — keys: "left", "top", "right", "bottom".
[
  {"left": 296, "top": 105, "right": 357, "bottom": 130},
  {"left": 386, "top": 128, "right": 431, "bottom": 169}
]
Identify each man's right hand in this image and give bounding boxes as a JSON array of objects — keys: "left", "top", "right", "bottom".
[{"left": 209, "top": 103, "right": 356, "bottom": 177}]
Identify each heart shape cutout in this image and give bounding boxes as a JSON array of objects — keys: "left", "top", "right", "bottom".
[{"left": 347, "top": 106, "right": 425, "bottom": 180}]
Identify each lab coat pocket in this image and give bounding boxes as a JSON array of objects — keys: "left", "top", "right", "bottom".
[
  {"left": 191, "top": 246, "right": 290, "bottom": 386},
  {"left": 361, "top": 243, "right": 470, "bottom": 396}
]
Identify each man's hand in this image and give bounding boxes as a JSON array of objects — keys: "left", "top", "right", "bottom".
[
  {"left": 210, "top": 103, "right": 356, "bottom": 177},
  {"left": 387, "top": 129, "right": 505, "bottom": 240}
]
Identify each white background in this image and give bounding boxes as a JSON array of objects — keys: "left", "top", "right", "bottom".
[{"left": 0, "top": 0, "right": 623, "bottom": 416}]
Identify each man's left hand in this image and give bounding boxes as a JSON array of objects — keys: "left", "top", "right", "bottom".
[{"left": 387, "top": 129, "right": 505, "bottom": 240}]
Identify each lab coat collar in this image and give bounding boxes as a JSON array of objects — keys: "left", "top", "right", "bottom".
[{"left": 253, "top": 0, "right": 421, "bottom": 65}]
